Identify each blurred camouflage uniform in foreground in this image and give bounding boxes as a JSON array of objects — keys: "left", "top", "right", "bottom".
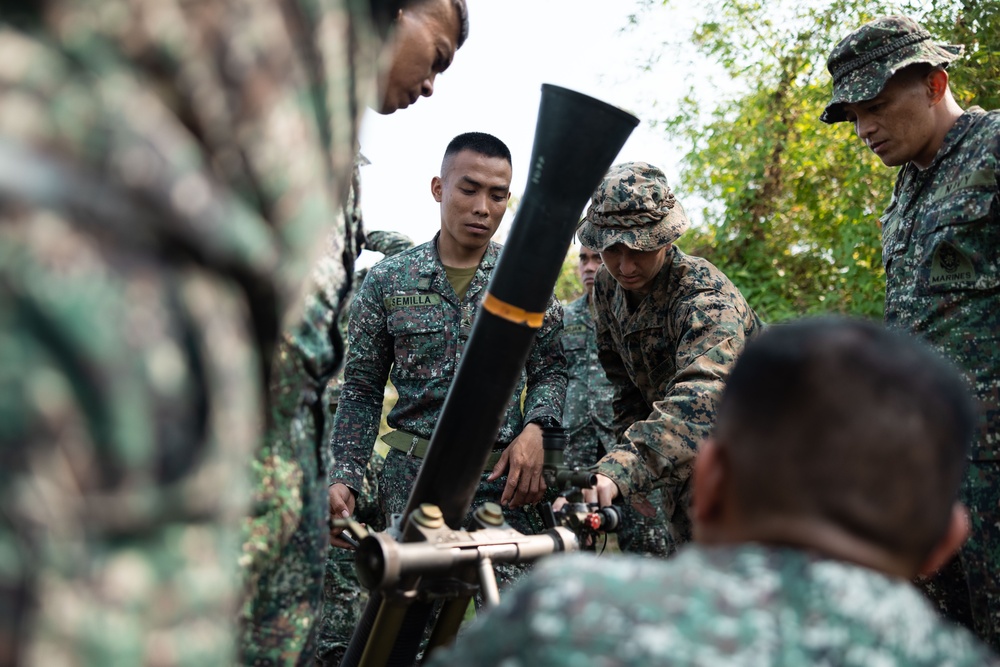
[
  {"left": 823, "top": 15, "right": 1000, "bottom": 647},
  {"left": 427, "top": 546, "right": 1000, "bottom": 667},
  {"left": 0, "top": 1, "right": 382, "bottom": 664},
  {"left": 560, "top": 294, "right": 671, "bottom": 556},
  {"left": 239, "top": 191, "right": 412, "bottom": 663},
  {"left": 578, "top": 162, "right": 763, "bottom": 551},
  {"left": 312, "top": 230, "right": 413, "bottom": 664}
]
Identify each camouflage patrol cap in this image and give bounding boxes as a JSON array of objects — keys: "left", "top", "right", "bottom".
[
  {"left": 577, "top": 162, "right": 689, "bottom": 252},
  {"left": 822, "top": 15, "right": 964, "bottom": 124}
]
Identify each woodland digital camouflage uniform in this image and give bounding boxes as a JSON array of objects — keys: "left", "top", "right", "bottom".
[
  {"left": 881, "top": 108, "right": 1000, "bottom": 646},
  {"left": 560, "top": 294, "right": 672, "bottom": 557},
  {"left": 425, "top": 545, "right": 1000, "bottom": 667},
  {"left": 823, "top": 15, "right": 1000, "bottom": 648},
  {"left": 591, "top": 251, "right": 762, "bottom": 549},
  {"left": 0, "top": 1, "right": 382, "bottom": 665},
  {"left": 578, "top": 163, "right": 763, "bottom": 550},
  {"left": 313, "top": 229, "right": 413, "bottom": 665},
  {"left": 328, "top": 234, "right": 565, "bottom": 578}
]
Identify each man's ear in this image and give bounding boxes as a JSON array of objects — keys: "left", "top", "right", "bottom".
[
  {"left": 925, "top": 68, "right": 950, "bottom": 105},
  {"left": 692, "top": 438, "right": 728, "bottom": 529},
  {"left": 431, "top": 176, "right": 443, "bottom": 203},
  {"left": 918, "top": 502, "right": 970, "bottom": 577}
]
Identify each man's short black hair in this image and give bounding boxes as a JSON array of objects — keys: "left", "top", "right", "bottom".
[
  {"left": 441, "top": 132, "right": 512, "bottom": 174},
  {"left": 402, "top": 0, "right": 469, "bottom": 48},
  {"left": 714, "top": 317, "right": 974, "bottom": 564},
  {"left": 372, "top": 0, "right": 468, "bottom": 48}
]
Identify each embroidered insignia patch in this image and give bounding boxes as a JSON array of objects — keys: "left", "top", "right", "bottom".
[
  {"left": 929, "top": 242, "right": 976, "bottom": 285},
  {"left": 928, "top": 169, "right": 996, "bottom": 203}
]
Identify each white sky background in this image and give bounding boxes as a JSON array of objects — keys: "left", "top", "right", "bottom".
[{"left": 356, "top": 0, "right": 715, "bottom": 266}]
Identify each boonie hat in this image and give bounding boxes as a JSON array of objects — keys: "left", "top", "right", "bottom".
[
  {"left": 822, "top": 15, "right": 963, "bottom": 124},
  {"left": 577, "top": 161, "right": 689, "bottom": 252}
]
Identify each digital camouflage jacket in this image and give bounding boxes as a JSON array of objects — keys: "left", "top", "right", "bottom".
[
  {"left": 0, "top": 1, "right": 381, "bottom": 664},
  {"left": 560, "top": 294, "right": 615, "bottom": 468},
  {"left": 881, "top": 107, "right": 1000, "bottom": 460},
  {"left": 592, "top": 247, "right": 762, "bottom": 542},
  {"left": 427, "top": 544, "right": 1000, "bottom": 666},
  {"left": 329, "top": 236, "right": 566, "bottom": 494}
]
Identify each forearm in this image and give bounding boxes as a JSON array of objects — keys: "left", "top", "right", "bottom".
[
  {"left": 328, "top": 270, "right": 392, "bottom": 489},
  {"left": 523, "top": 298, "right": 567, "bottom": 423},
  {"left": 597, "top": 358, "right": 730, "bottom": 501},
  {"left": 327, "top": 396, "right": 383, "bottom": 490},
  {"left": 611, "top": 390, "right": 648, "bottom": 441},
  {"left": 523, "top": 380, "right": 566, "bottom": 424}
]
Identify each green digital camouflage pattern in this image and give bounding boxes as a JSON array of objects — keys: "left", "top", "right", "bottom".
[
  {"left": 958, "top": 461, "right": 1000, "bottom": 644},
  {"left": 822, "top": 15, "right": 964, "bottom": 124},
  {"left": 877, "top": 107, "right": 1000, "bottom": 647},
  {"left": 325, "top": 235, "right": 565, "bottom": 637},
  {"left": 329, "top": 236, "right": 566, "bottom": 492},
  {"left": 312, "top": 230, "right": 413, "bottom": 666},
  {"left": 364, "top": 230, "right": 421, "bottom": 261},
  {"left": 314, "top": 451, "right": 385, "bottom": 667},
  {"left": 240, "top": 333, "right": 336, "bottom": 666},
  {"left": 561, "top": 295, "right": 672, "bottom": 557},
  {"left": 560, "top": 296, "right": 615, "bottom": 468},
  {"left": 326, "top": 229, "right": 420, "bottom": 409},
  {"left": 577, "top": 162, "right": 690, "bottom": 252},
  {"left": 0, "top": 0, "right": 381, "bottom": 664},
  {"left": 239, "top": 172, "right": 410, "bottom": 664},
  {"left": 426, "top": 545, "right": 1000, "bottom": 667},
  {"left": 593, "top": 247, "right": 763, "bottom": 548}
]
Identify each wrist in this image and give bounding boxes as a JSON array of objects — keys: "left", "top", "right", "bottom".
[{"left": 528, "top": 416, "right": 560, "bottom": 431}]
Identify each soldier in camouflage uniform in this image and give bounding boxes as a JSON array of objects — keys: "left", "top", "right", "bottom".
[
  {"left": 312, "top": 229, "right": 414, "bottom": 664},
  {"left": 428, "top": 317, "right": 1000, "bottom": 667},
  {"left": 561, "top": 245, "right": 672, "bottom": 556},
  {"left": 246, "top": 224, "right": 419, "bottom": 667},
  {"left": 324, "top": 133, "right": 566, "bottom": 661},
  {"left": 575, "top": 162, "right": 762, "bottom": 551},
  {"left": 239, "top": 2, "right": 470, "bottom": 663},
  {"left": 0, "top": 0, "right": 389, "bottom": 665},
  {"left": 822, "top": 15, "right": 1000, "bottom": 649}
]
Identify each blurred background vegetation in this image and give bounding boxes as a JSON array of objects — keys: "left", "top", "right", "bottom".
[{"left": 554, "top": 0, "right": 998, "bottom": 321}]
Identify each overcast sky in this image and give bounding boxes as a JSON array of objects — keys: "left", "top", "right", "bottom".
[{"left": 356, "top": 0, "right": 714, "bottom": 264}]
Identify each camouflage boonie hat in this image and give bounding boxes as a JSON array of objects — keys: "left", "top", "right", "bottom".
[
  {"left": 577, "top": 162, "right": 689, "bottom": 252},
  {"left": 822, "top": 15, "right": 963, "bottom": 124}
]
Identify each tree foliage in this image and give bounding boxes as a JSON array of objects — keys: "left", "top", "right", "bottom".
[
  {"left": 648, "top": 0, "right": 999, "bottom": 322},
  {"left": 556, "top": 245, "right": 585, "bottom": 303},
  {"left": 920, "top": 0, "right": 1000, "bottom": 110}
]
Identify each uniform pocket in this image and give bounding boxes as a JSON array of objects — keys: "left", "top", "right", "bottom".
[
  {"left": 916, "top": 188, "right": 998, "bottom": 295},
  {"left": 560, "top": 331, "right": 588, "bottom": 354},
  {"left": 386, "top": 304, "right": 451, "bottom": 379}
]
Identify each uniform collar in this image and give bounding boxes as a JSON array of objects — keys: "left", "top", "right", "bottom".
[
  {"left": 922, "top": 107, "right": 987, "bottom": 172},
  {"left": 418, "top": 232, "right": 501, "bottom": 295},
  {"left": 427, "top": 232, "right": 500, "bottom": 269}
]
